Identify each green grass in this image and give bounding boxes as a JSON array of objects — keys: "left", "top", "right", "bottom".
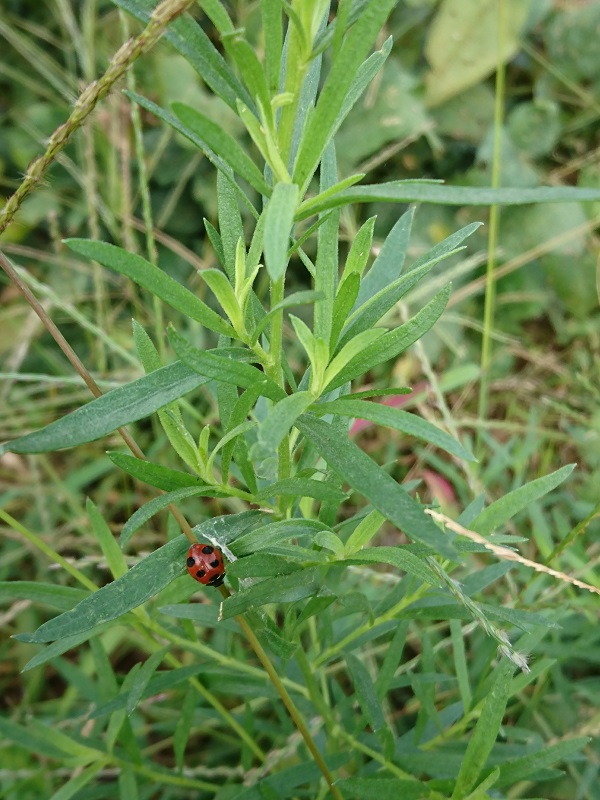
[{"left": 1, "top": 2, "right": 599, "bottom": 799}]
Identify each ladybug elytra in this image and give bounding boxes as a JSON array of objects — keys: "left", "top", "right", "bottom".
[{"left": 186, "top": 543, "right": 225, "bottom": 587}]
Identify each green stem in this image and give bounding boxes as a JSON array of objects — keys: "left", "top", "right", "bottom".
[
  {"left": 220, "top": 586, "right": 343, "bottom": 799},
  {"left": 478, "top": 0, "right": 506, "bottom": 437}
]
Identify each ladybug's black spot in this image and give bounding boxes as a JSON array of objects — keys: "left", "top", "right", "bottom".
[
  {"left": 210, "top": 559, "right": 220, "bottom": 568},
  {"left": 202, "top": 545, "right": 214, "bottom": 554},
  {"left": 186, "top": 557, "right": 195, "bottom": 568},
  {"left": 196, "top": 569, "right": 206, "bottom": 578}
]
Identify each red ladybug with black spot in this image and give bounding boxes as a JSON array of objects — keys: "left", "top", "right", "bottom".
[{"left": 186, "top": 543, "right": 225, "bottom": 587}]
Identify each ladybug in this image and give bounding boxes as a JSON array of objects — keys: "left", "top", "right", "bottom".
[{"left": 186, "top": 543, "right": 225, "bottom": 587}]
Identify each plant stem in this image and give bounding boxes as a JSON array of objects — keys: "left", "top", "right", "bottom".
[
  {"left": 0, "top": 0, "right": 194, "bottom": 236},
  {"left": 219, "top": 586, "right": 343, "bottom": 799}
]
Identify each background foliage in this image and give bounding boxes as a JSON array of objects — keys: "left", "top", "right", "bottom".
[{"left": 0, "top": 1, "right": 599, "bottom": 798}]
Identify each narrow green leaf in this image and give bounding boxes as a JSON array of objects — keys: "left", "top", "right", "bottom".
[
  {"left": 87, "top": 498, "right": 128, "bottom": 579},
  {"left": 49, "top": 762, "right": 106, "bottom": 800},
  {"left": 19, "top": 622, "right": 116, "bottom": 672},
  {"left": 326, "top": 284, "right": 452, "bottom": 391},
  {"left": 223, "top": 35, "right": 272, "bottom": 126},
  {"left": 354, "top": 208, "right": 414, "bottom": 307},
  {"left": 232, "top": 519, "right": 331, "bottom": 556},
  {"left": 251, "top": 290, "right": 323, "bottom": 345},
  {"left": 295, "top": 179, "right": 600, "bottom": 218},
  {"left": 0, "top": 581, "right": 87, "bottom": 611},
  {"left": 254, "top": 478, "right": 347, "bottom": 505},
  {"left": 108, "top": 452, "right": 204, "bottom": 492},
  {"left": 293, "top": 0, "right": 398, "bottom": 190},
  {"left": 168, "top": 327, "right": 284, "bottom": 401},
  {"left": 172, "top": 102, "right": 271, "bottom": 195},
  {"left": 342, "top": 546, "right": 440, "bottom": 586},
  {"left": 375, "top": 620, "right": 409, "bottom": 699},
  {"left": 451, "top": 660, "right": 514, "bottom": 798},
  {"left": 126, "top": 648, "right": 168, "bottom": 715},
  {"left": 114, "top": 0, "right": 252, "bottom": 111},
  {"left": 472, "top": 464, "right": 575, "bottom": 535},
  {"left": 341, "top": 216, "right": 377, "bottom": 283},
  {"left": 296, "top": 172, "right": 366, "bottom": 219},
  {"left": 120, "top": 486, "right": 225, "bottom": 550},
  {"left": 313, "top": 143, "right": 340, "bottom": 344},
  {"left": 65, "top": 239, "right": 235, "bottom": 337},
  {"left": 21, "top": 535, "right": 192, "bottom": 643},
  {"left": 201, "top": 267, "right": 244, "bottom": 332},
  {"left": 315, "top": 398, "right": 476, "bottom": 461},
  {"left": 344, "top": 509, "right": 385, "bottom": 555},
  {"left": 174, "top": 686, "right": 197, "bottom": 772},
  {"left": 251, "top": 391, "right": 314, "bottom": 462},
  {"left": 0, "top": 361, "right": 210, "bottom": 455},
  {"left": 261, "top": 0, "right": 283, "bottom": 94},
  {"left": 330, "top": 273, "right": 360, "bottom": 349},
  {"left": 160, "top": 603, "right": 238, "bottom": 632},
  {"left": 218, "top": 169, "right": 246, "bottom": 279},
  {"left": 132, "top": 320, "right": 162, "bottom": 373},
  {"left": 204, "top": 218, "right": 226, "bottom": 268},
  {"left": 227, "top": 553, "right": 303, "bottom": 578},
  {"left": 334, "top": 778, "right": 427, "bottom": 800},
  {"left": 297, "top": 415, "right": 458, "bottom": 559},
  {"left": 200, "top": 0, "right": 235, "bottom": 33},
  {"left": 338, "top": 259, "right": 440, "bottom": 350},
  {"left": 0, "top": 718, "right": 73, "bottom": 760},
  {"left": 127, "top": 91, "right": 258, "bottom": 219},
  {"left": 496, "top": 737, "right": 589, "bottom": 786},
  {"left": 220, "top": 567, "right": 322, "bottom": 619},
  {"left": 264, "top": 182, "right": 300, "bottom": 281},
  {"left": 346, "top": 652, "right": 387, "bottom": 733},
  {"left": 322, "top": 328, "right": 386, "bottom": 388}
]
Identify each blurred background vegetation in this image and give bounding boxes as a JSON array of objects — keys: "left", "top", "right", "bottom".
[{"left": 0, "top": 1, "right": 599, "bottom": 797}]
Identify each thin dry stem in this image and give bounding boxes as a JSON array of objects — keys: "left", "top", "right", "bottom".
[{"left": 426, "top": 509, "right": 600, "bottom": 596}]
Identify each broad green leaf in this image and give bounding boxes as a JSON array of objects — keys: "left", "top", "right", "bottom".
[
  {"left": 113, "top": 0, "right": 252, "bottom": 111},
  {"left": 315, "top": 398, "right": 475, "bottom": 461},
  {"left": 293, "top": 0, "right": 398, "bottom": 190},
  {"left": 87, "top": 498, "right": 128, "bottom": 579},
  {"left": 0, "top": 361, "right": 210, "bottom": 455},
  {"left": 220, "top": 567, "right": 322, "bottom": 619},
  {"left": 254, "top": 478, "right": 347, "bottom": 505},
  {"left": 119, "top": 486, "right": 225, "bottom": 550},
  {"left": 232, "top": 519, "right": 331, "bottom": 556},
  {"left": 297, "top": 415, "right": 457, "bottom": 559},
  {"left": 325, "top": 284, "right": 452, "bottom": 391},
  {"left": 251, "top": 391, "right": 314, "bottom": 462},
  {"left": 472, "top": 464, "right": 575, "bottom": 535},
  {"left": 451, "top": 660, "right": 514, "bottom": 798},
  {"left": 264, "top": 182, "right": 300, "bottom": 281},
  {"left": 64, "top": 239, "right": 235, "bottom": 337},
  {"left": 342, "top": 547, "right": 440, "bottom": 586},
  {"left": 172, "top": 102, "right": 271, "bottom": 195},
  {"left": 168, "top": 327, "right": 285, "bottom": 401},
  {"left": 294, "top": 180, "right": 600, "bottom": 218},
  {"left": 0, "top": 581, "right": 87, "bottom": 610},
  {"left": 108, "top": 452, "right": 204, "bottom": 492},
  {"left": 354, "top": 208, "right": 414, "bottom": 307},
  {"left": 18, "top": 518, "right": 248, "bottom": 643},
  {"left": 425, "top": 0, "right": 530, "bottom": 107}
]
